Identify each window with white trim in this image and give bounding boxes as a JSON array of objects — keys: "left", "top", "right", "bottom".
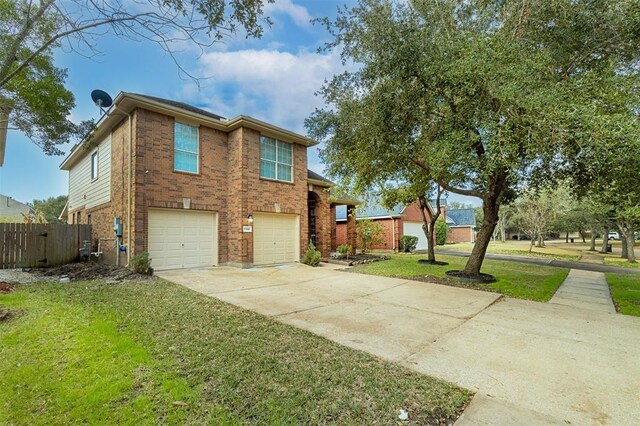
[
  {"left": 174, "top": 122, "right": 199, "bottom": 173},
  {"left": 260, "top": 136, "right": 292, "bottom": 182},
  {"left": 91, "top": 151, "right": 98, "bottom": 180}
]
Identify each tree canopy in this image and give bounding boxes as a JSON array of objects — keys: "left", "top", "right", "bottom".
[{"left": 306, "top": 0, "right": 640, "bottom": 275}]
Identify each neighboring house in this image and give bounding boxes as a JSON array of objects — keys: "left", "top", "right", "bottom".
[
  {"left": 445, "top": 208, "right": 476, "bottom": 243},
  {"left": 336, "top": 200, "right": 439, "bottom": 251},
  {"left": 0, "top": 194, "right": 32, "bottom": 221},
  {"left": 60, "top": 92, "right": 357, "bottom": 270}
]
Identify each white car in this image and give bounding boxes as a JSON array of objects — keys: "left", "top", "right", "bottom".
[{"left": 608, "top": 231, "right": 620, "bottom": 240}]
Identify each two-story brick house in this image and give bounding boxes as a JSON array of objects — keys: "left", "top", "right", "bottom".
[{"left": 60, "top": 92, "right": 357, "bottom": 270}]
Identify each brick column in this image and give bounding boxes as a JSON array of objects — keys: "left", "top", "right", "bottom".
[{"left": 346, "top": 205, "right": 357, "bottom": 254}]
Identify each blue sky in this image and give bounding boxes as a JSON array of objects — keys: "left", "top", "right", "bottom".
[{"left": 1, "top": 0, "right": 480, "bottom": 207}]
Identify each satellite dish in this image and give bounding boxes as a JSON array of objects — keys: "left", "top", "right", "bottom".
[{"left": 91, "top": 89, "right": 113, "bottom": 115}]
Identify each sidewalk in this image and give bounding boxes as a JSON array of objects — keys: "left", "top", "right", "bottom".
[
  {"left": 550, "top": 269, "right": 616, "bottom": 313},
  {"left": 437, "top": 248, "right": 640, "bottom": 275}
]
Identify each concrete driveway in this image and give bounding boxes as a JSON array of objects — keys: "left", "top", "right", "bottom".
[{"left": 158, "top": 264, "right": 640, "bottom": 425}]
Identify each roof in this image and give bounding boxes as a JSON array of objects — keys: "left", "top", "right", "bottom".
[
  {"left": 60, "top": 92, "right": 318, "bottom": 170},
  {"left": 131, "top": 93, "right": 226, "bottom": 121},
  {"left": 446, "top": 208, "right": 476, "bottom": 227},
  {"left": 336, "top": 202, "right": 404, "bottom": 221},
  {"left": 307, "top": 169, "right": 333, "bottom": 187}
]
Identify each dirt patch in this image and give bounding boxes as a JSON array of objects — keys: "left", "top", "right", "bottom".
[
  {"left": 417, "top": 259, "right": 450, "bottom": 266},
  {"left": 446, "top": 270, "right": 497, "bottom": 283},
  {"left": 0, "top": 306, "right": 24, "bottom": 322},
  {"left": 0, "top": 282, "right": 15, "bottom": 293},
  {"left": 28, "top": 261, "right": 154, "bottom": 283}
]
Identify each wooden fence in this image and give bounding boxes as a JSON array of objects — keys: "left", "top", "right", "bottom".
[{"left": 0, "top": 223, "right": 92, "bottom": 269}]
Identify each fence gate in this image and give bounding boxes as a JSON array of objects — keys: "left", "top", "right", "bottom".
[{"left": 0, "top": 223, "right": 92, "bottom": 269}]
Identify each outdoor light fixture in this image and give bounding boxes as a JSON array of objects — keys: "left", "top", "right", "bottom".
[{"left": 247, "top": 214, "right": 254, "bottom": 223}]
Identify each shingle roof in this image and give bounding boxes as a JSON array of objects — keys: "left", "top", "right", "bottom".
[
  {"left": 336, "top": 202, "right": 404, "bottom": 221},
  {"left": 130, "top": 93, "right": 226, "bottom": 121},
  {"left": 446, "top": 208, "right": 476, "bottom": 227},
  {"left": 307, "top": 170, "right": 333, "bottom": 185}
]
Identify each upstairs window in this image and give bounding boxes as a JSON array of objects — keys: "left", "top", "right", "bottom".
[
  {"left": 260, "top": 136, "right": 292, "bottom": 182},
  {"left": 91, "top": 151, "right": 98, "bottom": 180},
  {"left": 174, "top": 122, "right": 199, "bottom": 173}
]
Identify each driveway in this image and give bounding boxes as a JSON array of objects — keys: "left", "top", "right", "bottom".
[{"left": 158, "top": 264, "right": 640, "bottom": 425}]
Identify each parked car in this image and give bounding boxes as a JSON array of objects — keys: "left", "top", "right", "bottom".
[
  {"left": 512, "top": 234, "right": 531, "bottom": 240},
  {"left": 608, "top": 231, "right": 620, "bottom": 240}
]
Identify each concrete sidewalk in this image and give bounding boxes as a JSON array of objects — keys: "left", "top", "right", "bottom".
[
  {"left": 158, "top": 264, "right": 640, "bottom": 425},
  {"left": 550, "top": 269, "right": 616, "bottom": 313}
]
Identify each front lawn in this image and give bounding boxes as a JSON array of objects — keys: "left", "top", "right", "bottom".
[
  {"left": 604, "top": 257, "right": 640, "bottom": 269},
  {"left": 0, "top": 279, "right": 470, "bottom": 424},
  {"left": 606, "top": 273, "right": 640, "bottom": 317},
  {"left": 443, "top": 241, "right": 581, "bottom": 261},
  {"left": 354, "top": 254, "right": 569, "bottom": 302}
]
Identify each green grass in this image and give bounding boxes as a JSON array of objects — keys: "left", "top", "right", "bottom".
[
  {"left": 606, "top": 273, "right": 640, "bottom": 317},
  {"left": 354, "top": 254, "right": 569, "bottom": 302},
  {"left": 0, "top": 280, "right": 470, "bottom": 424},
  {"left": 604, "top": 257, "right": 640, "bottom": 269},
  {"left": 444, "top": 242, "right": 581, "bottom": 261}
]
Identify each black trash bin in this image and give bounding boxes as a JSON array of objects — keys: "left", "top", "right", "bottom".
[
  {"left": 570, "top": 238, "right": 574, "bottom": 243},
  {"left": 607, "top": 244, "right": 612, "bottom": 253}
]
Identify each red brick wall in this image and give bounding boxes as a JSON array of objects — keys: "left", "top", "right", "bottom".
[
  {"left": 447, "top": 227, "right": 474, "bottom": 243},
  {"left": 336, "top": 222, "right": 347, "bottom": 246},
  {"left": 130, "top": 110, "right": 309, "bottom": 266},
  {"left": 70, "top": 106, "right": 315, "bottom": 267}
]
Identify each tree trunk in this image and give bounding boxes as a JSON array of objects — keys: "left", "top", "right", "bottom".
[
  {"left": 601, "top": 227, "right": 609, "bottom": 253},
  {"left": 578, "top": 230, "right": 586, "bottom": 243},
  {"left": 621, "top": 235, "right": 628, "bottom": 258},
  {"left": 419, "top": 191, "right": 440, "bottom": 263},
  {"left": 619, "top": 222, "right": 637, "bottom": 263},
  {"left": 463, "top": 194, "right": 500, "bottom": 276},
  {"left": 589, "top": 231, "right": 597, "bottom": 251},
  {"left": 500, "top": 220, "right": 506, "bottom": 243},
  {"left": 529, "top": 237, "right": 534, "bottom": 253},
  {"left": 565, "top": 232, "right": 569, "bottom": 243}
]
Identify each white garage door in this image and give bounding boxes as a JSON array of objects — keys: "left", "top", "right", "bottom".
[
  {"left": 403, "top": 221, "right": 429, "bottom": 251},
  {"left": 148, "top": 209, "right": 217, "bottom": 270},
  {"left": 253, "top": 213, "right": 299, "bottom": 265}
]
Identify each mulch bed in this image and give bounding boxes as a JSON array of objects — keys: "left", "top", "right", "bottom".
[
  {"left": 0, "top": 282, "right": 15, "bottom": 293},
  {"left": 446, "top": 270, "right": 497, "bottom": 283},
  {"left": 327, "top": 253, "right": 389, "bottom": 266},
  {"left": 27, "top": 262, "right": 153, "bottom": 282}
]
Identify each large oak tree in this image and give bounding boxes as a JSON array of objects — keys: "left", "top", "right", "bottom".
[{"left": 306, "top": 0, "right": 640, "bottom": 276}]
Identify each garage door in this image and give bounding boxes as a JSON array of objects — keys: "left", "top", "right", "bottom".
[
  {"left": 253, "top": 213, "right": 299, "bottom": 265},
  {"left": 403, "top": 221, "right": 429, "bottom": 251},
  {"left": 148, "top": 209, "right": 217, "bottom": 270}
]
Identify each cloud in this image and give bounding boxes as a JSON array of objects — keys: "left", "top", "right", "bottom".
[
  {"left": 264, "top": 0, "right": 313, "bottom": 27},
  {"left": 183, "top": 48, "right": 344, "bottom": 135}
]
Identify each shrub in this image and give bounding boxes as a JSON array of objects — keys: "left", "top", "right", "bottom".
[
  {"left": 436, "top": 217, "right": 449, "bottom": 246},
  {"left": 357, "top": 219, "right": 384, "bottom": 253},
  {"left": 302, "top": 241, "right": 322, "bottom": 266},
  {"left": 337, "top": 244, "right": 352, "bottom": 257},
  {"left": 400, "top": 235, "right": 419, "bottom": 252},
  {"left": 130, "top": 251, "right": 153, "bottom": 275}
]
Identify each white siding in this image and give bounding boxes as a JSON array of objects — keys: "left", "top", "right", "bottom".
[{"left": 68, "top": 135, "right": 111, "bottom": 211}]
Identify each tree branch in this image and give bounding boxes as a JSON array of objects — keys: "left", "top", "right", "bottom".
[
  {"left": 411, "top": 158, "right": 484, "bottom": 198},
  {"left": 0, "top": 12, "right": 158, "bottom": 89}
]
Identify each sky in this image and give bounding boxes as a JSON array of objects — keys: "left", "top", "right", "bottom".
[{"left": 1, "top": 0, "right": 480, "bottom": 207}]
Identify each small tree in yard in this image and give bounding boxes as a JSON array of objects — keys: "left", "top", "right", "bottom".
[
  {"left": 303, "top": 241, "right": 322, "bottom": 267},
  {"left": 356, "top": 219, "right": 384, "bottom": 254},
  {"left": 435, "top": 217, "right": 449, "bottom": 246}
]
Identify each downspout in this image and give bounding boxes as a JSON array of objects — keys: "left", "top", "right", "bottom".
[
  {"left": 127, "top": 112, "right": 132, "bottom": 265},
  {"left": 391, "top": 217, "right": 396, "bottom": 252}
]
